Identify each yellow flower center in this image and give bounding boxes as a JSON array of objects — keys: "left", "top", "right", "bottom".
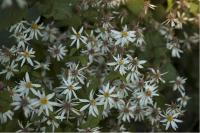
[
  {"left": 90, "top": 99, "right": 96, "bottom": 106},
  {"left": 145, "top": 89, "right": 152, "bottom": 97},
  {"left": 103, "top": 92, "right": 110, "bottom": 97},
  {"left": 76, "top": 32, "right": 81, "bottom": 38},
  {"left": 25, "top": 82, "right": 32, "bottom": 89},
  {"left": 119, "top": 59, "right": 125, "bottom": 65},
  {"left": 68, "top": 85, "right": 74, "bottom": 90},
  {"left": 40, "top": 97, "right": 48, "bottom": 105},
  {"left": 23, "top": 51, "right": 30, "bottom": 58},
  {"left": 121, "top": 31, "right": 128, "bottom": 37},
  {"left": 167, "top": 115, "right": 173, "bottom": 122},
  {"left": 31, "top": 23, "right": 39, "bottom": 29}
]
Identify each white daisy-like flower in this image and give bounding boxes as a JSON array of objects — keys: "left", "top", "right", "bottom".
[
  {"left": 118, "top": 102, "right": 135, "bottom": 122},
  {"left": 167, "top": 41, "right": 183, "bottom": 58},
  {"left": 138, "top": 82, "right": 159, "bottom": 105},
  {"left": 58, "top": 77, "right": 81, "bottom": 100},
  {"left": 127, "top": 55, "right": 146, "bottom": 70},
  {"left": 133, "top": 104, "right": 146, "bottom": 122},
  {"left": 31, "top": 91, "right": 58, "bottom": 116},
  {"left": 79, "top": 90, "right": 101, "bottom": 117},
  {"left": 70, "top": 27, "right": 87, "bottom": 49},
  {"left": 160, "top": 111, "right": 183, "bottom": 131},
  {"left": 11, "top": 94, "right": 33, "bottom": 118},
  {"left": 126, "top": 68, "right": 142, "bottom": 82},
  {"left": 48, "top": 44, "right": 67, "bottom": 61},
  {"left": 77, "top": 127, "right": 101, "bottom": 133},
  {"left": 97, "top": 83, "right": 117, "bottom": 109},
  {"left": 170, "top": 76, "right": 186, "bottom": 94},
  {"left": 177, "top": 93, "right": 190, "bottom": 107},
  {"left": 148, "top": 68, "right": 167, "bottom": 83},
  {"left": 25, "top": 17, "right": 44, "bottom": 40},
  {"left": 17, "top": 72, "right": 41, "bottom": 96},
  {"left": 146, "top": 103, "right": 161, "bottom": 125},
  {"left": 16, "top": 120, "right": 33, "bottom": 133},
  {"left": 14, "top": 33, "right": 31, "bottom": 48},
  {"left": 107, "top": 54, "right": 129, "bottom": 75},
  {"left": 0, "top": 110, "right": 14, "bottom": 124},
  {"left": 42, "top": 24, "right": 59, "bottom": 42},
  {"left": 0, "top": 45, "right": 17, "bottom": 64},
  {"left": 9, "top": 20, "right": 28, "bottom": 34},
  {"left": 66, "top": 62, "right": 87, "bottom": 84},
  {"left": 0, "top": 61, "right": 19, "bottom": 80},
  {"left": 18, "top": 47, "right": 35, "bottom": 67},
  {"left": 56, "top": 99, "right": 80, "bottom": 121},
  {"left": 111, "top": 25, "right": 136, "bottom": 46}
]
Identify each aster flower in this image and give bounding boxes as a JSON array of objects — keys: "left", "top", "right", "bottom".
[
  {"left": 146, "top": 103, "right": 161, "bottom": 125},
  {"left": 42, "top": 24, "right": 59, "bottom": 42},
  {"left": 148, "top": 68, "right": 167, "bottom": 83},
  {"left": 133, "top": 104, "right": 146, "bottom": 122},
  {"left": 107, "top": 54, "right": 129, "bottom": 75},
  {"left": 160, "top": 111, "right": 183, "bottom": 131},
  {"left": 138, "top": 82, "right": 159, "bottom": 105},
  {"left": 79, "top": 90, "right": 101, "bottom": 117},
  {"left": 31, "top": 91, "right": 58, "bottom": 116},
  {"left": 56, "top": 99, "right": 80, "bottom": 121},
  {"left": 17, "top": 47, "right": 35, "bottom": 67},
  {"left": 58, "top": 77, "right": 81, "bottom": 100},
  {"left": 66, "top": 62, "right": 87, "bottom": 84},
  {"left": 0, "top": 61, "right": 19, "bottom": 80},
  {"left": 167, "top": 41, "right": 183, "bottom": 58},
  {"left": 16, "top": 120, "right": 33, "bottom": 133},
  {"left": 111, "top": 25, "right": 136, "bottom": 46},
  {"left": 48, "top": 44, "right": 67, "bottom": 61},
  {"left": 0, "top": 110, "right": 14, "bottom": 124},
  {"left": 17, "top": 72, "right": 41, "bottom": 96},
  {"left": 127, "top": 55, "right": 146, "bottom": 70},
  {"left": 11, "top": 94, "right": 33, "bottom": 118},
  {"left": 177, "top": 93, "right": 190, "bottom": 107},
  {"left": 118, "top": 102, "right": 135, "bottom": 122},
  {"left": 70, "top": 27, "right": 87, "bottom": 49},
  {"left": 25, "top": 17, "right": 44, "bottom": 40},
  {"left": 9, "top": 20, "right": 28, "bottom": 34},
  {"left": 170, "top": 76, "right": 186, "bottom": 94},
  {"left": 97, "top": 83, "right": 117, "bottom": 109}
]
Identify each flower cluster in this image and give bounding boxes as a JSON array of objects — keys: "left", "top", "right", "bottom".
[{"left": 0, "top": 0, "right": 197, "bottom": 132}]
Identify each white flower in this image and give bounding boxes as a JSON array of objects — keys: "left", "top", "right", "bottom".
[
  {"left": 0, "top": 110, "right": 14, "bottom": 124},
  {"left": 42, "top": 25, "right": 59, "bottom": 42},
  {"left": 126, "top": 68, "right": 141, "bottom": 82},
  {"left": 160, "top": 111, "right": 183, "bottom": 131},
  {"left": 146, "top": 103, "right": 161, "bottom": 125},
  {"left": 11, "top": 94, "right": 33, "bottom": 118},
  {"left": 9, "top": 20, "right": 28, "bottom": 34},
  {"left": 31, "top": 91, "right": 58, "bottom": 116},
  {"left": 170, "top": 76, "right": 186, "bottom": 94},
  {"left": 48, "top": 44, "right": 67, "bottom": 61},
  {"left": 17, "top": 72, "right": 41, "bottom": 95},
  {"left": 127, "top": 55, "right": 146, "bottom": 70},
  {"left": 111, "top": 25, "right": 136, "bottom": 46},
  {"left": 66, "top": 62, "right": 87, "bottom": 84},
  {"left": 1, "top": 0, "right": 27, "bottom": 8},
  {"left": 138, "top": 82, "right": 159, "bottom": 105},
  {"left": 97, "top": 83, "right": 117, "bottom": 109},
  {"left": 0, "top": 45, "right": 17, "bottom": 64},
  {"left": 56, "top": 99, "right": 80, "bottom": 121},
  {"left": 58, "top": 77, "right": 81, "bottom": 100},
  {"left": 133, "top": 104, "right": 146, "bottom": 122},
  {"left": 14, "top": 33, "right": 31, "bottom": 48},
  {"left": 118, "top": 102, "right": 135, "bottom": 122},
  {"left": 70, "top": 27, "right": 87, "bottom": 49},
  {"left": 0, "top": 61, "right": 19, "bottom": 80},
  {"left": 107, "top": 54, "right": 129, "bottom": 75},
  {"left": 177, "top": 93, "right": 190, "bottom": 107},
  {"left": 34, "top": 60, "right": 50, "bottom": 70},
  {"left": 77, "top": 127, "right": 101, "bottom": 133},
  {"left": 16, "top": 120, "right": 33, "bottom": 133},
  {"left": 18, "top": 47, "right": 35, "bottom": 67},
  {"left": 25, "top": 17, "right": 44, "bottom": 40},
  {"left": 148, "top": 68, "right": 167, "bottom": 83},
  {"left": 79, "top": 90, "right": 101, "bottom": 117},
  {"left": 167, "top": 41, "right": 183, "bottom": 58}
]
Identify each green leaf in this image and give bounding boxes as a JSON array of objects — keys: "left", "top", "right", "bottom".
[{"left": 126, "top": 0, "right": 144, "bottom": 15}]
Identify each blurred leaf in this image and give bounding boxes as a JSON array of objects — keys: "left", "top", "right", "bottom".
[
  {"left": 126, "top": 0, "right": 144, "bottom": 15},
  {"left": 167, "top": 0, "right": 174, "bottom": 11}
]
